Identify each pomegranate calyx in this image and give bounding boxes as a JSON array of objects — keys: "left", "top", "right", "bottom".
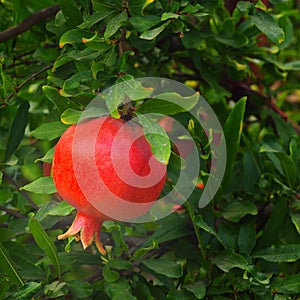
[{"left": 57, "top": 211, "right": 106, "bottom": 255}]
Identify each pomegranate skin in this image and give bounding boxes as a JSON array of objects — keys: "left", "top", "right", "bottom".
[{"left": 52, "top": 116, "right": 166, "bottom": 254}]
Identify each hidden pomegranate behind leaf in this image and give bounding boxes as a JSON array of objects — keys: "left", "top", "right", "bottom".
[{"left": 52, "top": 116, "right": 167, "bottom": 255}]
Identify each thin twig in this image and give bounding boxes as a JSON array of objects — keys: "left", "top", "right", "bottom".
[
  {"left": 0, "top": 5, "right": 60, "bottom": 43},
  {"left": 2, "top": 172, "right": 38, "bottom": 209},
  {"left": 6, "top": 64, "right": 52, "bottom": 102},
  {"left": 0, "top": 205, "right": 25, "bottom": 218}
]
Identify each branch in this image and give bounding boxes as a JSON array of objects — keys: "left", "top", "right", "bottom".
[{"left": 0, "top": 4, "right": 60, "bottom": 43}]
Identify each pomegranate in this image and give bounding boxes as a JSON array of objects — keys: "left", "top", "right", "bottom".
[{"left": 52, "top": 116, "right": 167, "bottom": 254}]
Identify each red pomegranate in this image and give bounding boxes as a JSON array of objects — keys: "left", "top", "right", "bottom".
[{"left": 52, "top": 116, "right": 166, "bottom": 254}]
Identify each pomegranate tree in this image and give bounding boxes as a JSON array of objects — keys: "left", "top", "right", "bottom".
[{"left": 52, "top": 116, "right": 167, "bottom": 254}]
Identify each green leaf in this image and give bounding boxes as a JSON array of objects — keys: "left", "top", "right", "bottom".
[
  {"left": 133, "top": 240, "right": 158, "bottom": 259},
  {"left": 57, "top": 0, "right": 83, "bottom": 27},
  {"left": 222, "top": 200, "right": 258, "bottom": 223},
  {"left": 44, "top": 281, "right": 68, "bottom": 298},
  {"left": 184, "top": 281, "right": 206, "bottom": 299},
  {"left": 46, "top": 201, "right": 74, "bottom": 217},
  {"left": 194, "top": 214, "right": 227, "bottom": 248},
  {"left": 211, "top": 249, "right": 248, "bottom": 272},
  {"left": 143, "top": 214, "right": 191, "bottom": 247},
  {"left": 104, "top": 11, "right": 128, "bottom": 39},
  {"left": 140, "top": 21, "right": 170, "bottom": 40},
  {"left": 135, "top": 113, "right": 171, "bottom": 165},
  {"left": 271, "top": 273, "right": 300, "bottom": 295},
  {"left": 107, "top": 258, "right": 131, "bottom": 270},
  {"left": 137, "top": 92, "right": 199, "bottom": 115},
  {"left": 161, "top": 12, "right": 179, "bottom": 21},
  {"left": 250, "top": 10, "right": 285, "bottom": 44},
  {"left": 35, "top": 148, "right": 54, "bottom": 164},
  {"left": 260, "top": 144, "right": 297, "bottom": 188},
  {"left": 59, "top": 29, "right": 90, "bottom": 48},
  {"left": 12, "top": 282, "right": 42, "bottom": 299},
  {"left": 21, "top": 176, "right": 57, "bottom": 194},
  {"left": 4, "top": 101, "right": 29, "bottom": 161},
  {"left": 259, "top": 198, "right": 288, "bottom": 247},
  {"left": 290, "top": 211, "right": 300, "bottom": 234},
  {"left": 130, "top": 15, "right": 161, "bottom": 32},
  {"left": 92, "top": 0, "right": 121, "bottom": 13},
  {"left": 215, "top": 33, "right": 248, "bottom": 48},
  {"left": 78, "top": 11, "right": 113, "bottom": 29},
  {"left": 142, "top": 258, "right": 183, "bottom": 278},
  {"left": 60, "top": 108, "right": 82, "bottom": 125},
  {"left": 30, "top": 122, "right": 68, "bottom": 141},
  {"left": 253, "top": 244, "right": 300, "bottom": 262},
  {"left": 28, "top": 214, "right": 61, "bottom": 278},
  {"left": 238, "top": 217, "right": 256, "bottom": 254},
  {"left": 0, "top": 243, "right": 24, "bottom": 287},
  {"left": 103, "top": 265, "right": 120, "bottom": 283},
  {"left": 68, "top": 281, "right": 93, "bottom": 299},
  {"left": 63, "top": 71, "right": 93, "bottom": 92},
  {"left": 104, "top": 278, "right": 137, "bottom": 300},
  {"left": 223, "top": 97, "right": 247, "bottom": 188},
  {"left": 43, "top": 86, "right": 79, "bottom": 114},
  {"left": 0, "top": 277, "right": 9, "bottom": 300}
]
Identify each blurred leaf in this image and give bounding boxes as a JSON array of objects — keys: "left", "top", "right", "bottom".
[
  {"left": 238, "top": 217, "right": 256, "bottom": 254},
  {"left": 183, "top": 281, "right": 206, "bottom": 299},
  {"left": 142, "top": 258, "right": 183, "bottom": 278},
  {"left": 133, "top": 240, "right": 158, "bottom": 259},
  {"left": 250, "top": 10, "right": 285, "bottom": 44},
  {"left": 21, "top": 176, "right": 57, "bottom": 194},
  {"left": 12, "top": 282, "right": 42, "bottom": 299},
  {"left": 136, "top": 113, "right": 171, "bottom": 165},
  {"left": 28, "top": 214, "right": 61, "bottom": 278},
  {"left": 104, "top": 11, "right": 128, "bottom": 39},
  {"left": 222, "top": 200, "right": 258, "bottom": 223},
  {"left": 0, "top": 277, "right": 9, "bottom": 300},
  {"left": 103, "top": 265, "right": 120, "bottom": 283},
  {"left": 0, "top": 242, "right": 24, "bottom": 287},
  {"left": 215, "top": 33, "right": 248, "bottom": 48},
  {"left": 92, "top": 0, "right": 121, "bottom": 13},
  {"left": 161, "top": 12, "right": 179, "bottom": 21},
  {"left": 259, "top": 198, "right": 288, "bottom": 247},
  {"left": 223, "top": 97, "right": 247, "bottom": 188},
  {"left": 130, "top": 15, "right": 161, "bottom": 32},
  {"left": 271, "top": 273, "right": 300, "bottom": 295},
  {"left": 211, "top": 249, "right": 248, "bottom": 272},
  {"left": 30, "top": 122, "right": 68, "bottom": 141},
  {"left": 58, "top": 0, "right": 83, "bottom": 27},
  {"left": 44, "top": 281, "right": 68, "bottom": 298},
  {"left": 107, "top": 258, "right": 131, "bottom": 270},
  {"left": 140, "top": 21, "right": 170, "bottom": 40},
  {"left": 68, "top": 281, "right": 93, "bottom": 299},
  {"left": 290, "top": 211, "right": 300, "bottom": 234},
  {"left": 253, "top": 244, "right": 300, "bottom": 262},
  {"left": 104, "top": 278, "right": 137, "bottom": 300},
  {"left": 4, "top": 101, "right": 29, "bottom": 161}
]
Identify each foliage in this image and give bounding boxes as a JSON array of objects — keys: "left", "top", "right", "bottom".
[{"left": 0, "top": 0, "right": 300, "bottom": 299}]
